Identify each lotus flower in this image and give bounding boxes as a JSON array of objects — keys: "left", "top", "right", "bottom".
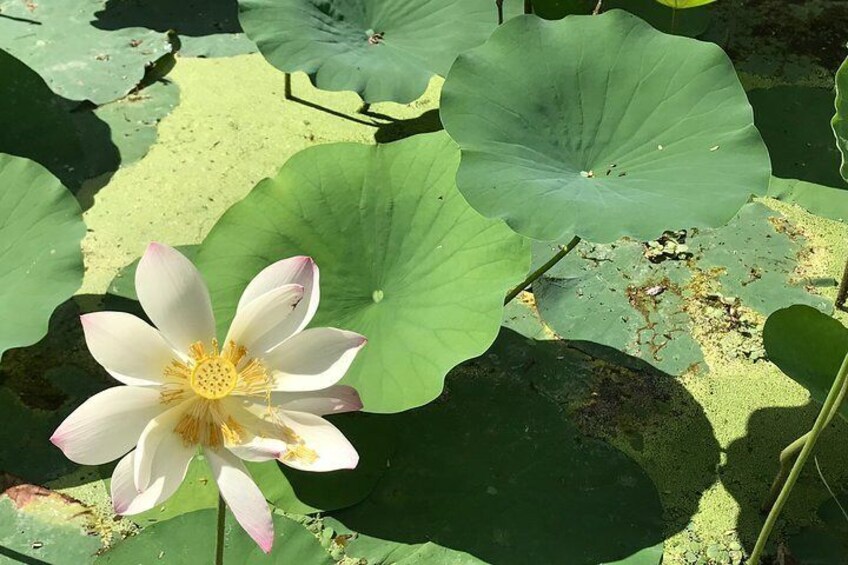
[{"left": 50, "top": 243, "right": 366, "bottom": 552}]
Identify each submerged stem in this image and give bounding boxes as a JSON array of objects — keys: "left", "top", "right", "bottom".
[
  {"left": 749, "top": 352, "right": 848, "bottom": 564},
  {"left": 215, "top": 495, "right": 226, "bottom": 565},
  {"left": 504, "top": 236, "right": 581, "bottom": 305}
]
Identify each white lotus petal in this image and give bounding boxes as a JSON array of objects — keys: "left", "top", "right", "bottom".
[
  {"left": 133, "top": 402, "right": 192, "bottom": 491},
  {"left": 225, "top": 284, "right": 304, "bottom": 355},
  {"left": 50, "top": 387, "right": 166, "bottom": 465},
  {"left": 277, "top": 410, "right": 359, "bottom": 472},
  {"left": 272, "top": 385, "right": 363, "bottom": 415},
  {"left": 265, "top": 328, "right": 366, "bottom": 392},
  {"left": 81, "top": 312, "right": 178, "bottom": 386},
  {"left": 207, "top": 448, "right": 274, "bottom": 553},
  {"left": 136, "top": 242, "right": 216, "bottom": 353},
  {"left": 111, "top": 448, "right": 194, "bottom": 515},
  {"left": 237, "top": 256, "right": 319, "bottom": 336}
]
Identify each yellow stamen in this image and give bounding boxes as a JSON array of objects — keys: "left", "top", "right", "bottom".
[
  {"left": 282, "top": 444, "right": 319, "bottom": 465},
  {"left": 221, "top": 417, "right": 244, "bottom": 444},
  {"left": 189, "top": 341, "right": 207, "bottom": 362},
  {"left": 159, "top": 385, "right": 186, "bottom": 404},
  {"left": 164, "top": 359, "right": 192, "bottom": 381},
  {"left": 165, "top": 339, "right": 274, "bottom": 447}
]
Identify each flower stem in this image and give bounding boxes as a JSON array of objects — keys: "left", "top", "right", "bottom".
[
  {"left": 761, "top": 373, "right": 848, "bottom": 512},
  {"left": 836, "top": 255, "right": 848, "bottom": 311},
  {"left": 504, "top": 236, "right": 581, "bottom": 305},
  {"left": 749, "top": 351, "right": 848, "bottom": 564},
  {"left": 215, "top": 495, "right": 226, "bottom": 565}
]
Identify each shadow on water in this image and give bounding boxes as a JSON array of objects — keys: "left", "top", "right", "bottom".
[
  {"left": 0, "top": 295, "right": 145, "bottom": 485},
  {"left": 330, "top": 328, "right": 721, "bottom": 564},
  {"left": 0, "top": 49, "right": 121, "bottom": 206},
  {"left": 374, "top": 109, "right": 443, "bottom": 143},
  {"left": 93, "top": 0, "right": 242, "bottom": 38},
  {"left": 721, "top": 401, "right": 848, "bottom": 558}
]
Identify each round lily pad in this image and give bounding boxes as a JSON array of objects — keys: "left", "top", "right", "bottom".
[
  {"left": 0, "top": 154, "right": 85, "bottom": 360},
  {"left": 0, "top": 1, "right": 174, "bottom": 105},
  {"left": 238, "top": 0, "right": 512, "bottom": 103},
  {"left": 440, "top": 10, "right": 770, "bottom": 243},
  {"left": 763, "top": 305, "right": 848, "bottom": 422},
  {"left": 196, "top": 132, "right": 529, "bottom": 413},
  {"left": 97, "top": 509, "right": 334, "bottom": 563},
  {"left": 833, "top": 55, "right": 848, "bottom": 184}
]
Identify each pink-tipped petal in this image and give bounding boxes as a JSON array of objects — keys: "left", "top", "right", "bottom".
[
  {"left": 135, "top": 243, "right": 216, "bottom": 353},
  {"left": 224, "top": 284, "right": 304, "bottom": 356},
  {"left": 265, "top": 328, "right": 366, "bottom": 392},
  {"left": 206, "top": 448, "right": 274, "bottom": 553},
  {"left": 50, "top": 387, "right": 165, "bottom": 465},
  {"left": 111, "top": 448, "right": 194, "bottom": 515},
  {"left": 237, "top": 256, "right": 319, "bottom": 337},
  {"left": 133, "top": 403, "right": 191, "bottom": 491},
  {"left": 80, "top": 312, "right": 179, "bottom": 386},
  {"left": 277, "top": 410, "right": 360, "bottom": 472},
  {"left": 273, "top": 385, "right": 363, "bottom": 416}
]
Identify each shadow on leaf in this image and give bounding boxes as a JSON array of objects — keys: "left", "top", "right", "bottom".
[
  {"left": 0, "top": 296, "right": 142, "bottom": 484},
  {"left": 331, "top": 328, "right": 721, "bottom": 564}
]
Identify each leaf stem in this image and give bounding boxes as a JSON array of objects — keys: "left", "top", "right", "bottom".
[
  {"left": 761, "top": 374, "right": 848, "bottom": 513},
  {"left": 504, "top": 236, "right": 581, "bottom": 305},
  {"left": 836, "top": 255, "right": 848, "bottom": 311},
  {"left": 749, "top": 351, "right": 848, "bottom": 564},
  {"left": 496, "top": 0, "right": 504, "bottom": 24},
  {"left": 215, "top": 495, "right": 226, "bottom": 565},
  {"left": 524, "top": 0, "right": 533, "bottom": 14}
]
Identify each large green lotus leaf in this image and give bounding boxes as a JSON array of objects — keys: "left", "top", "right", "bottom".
[
  {"left": 0, "top": 155, "right": 85, "bottom": 360},
  {"left": 97, "top": 509, "right": 334, "bottom": 564},
  {"left": 0, "top": 0, "right": 173, "bottom": 105},
  {"left": 533, "top": 0, "right": 711, "bottom": 36},
  {"left": 534, "top": 203, "right": 830, "bottom": 374},
  {"left": 0, "top": 49, "right": 86, "bottom": 188},
  {"left": 325, "top": 519, "right": 487, "bottom": 564},
  {"left": 330, "top": 331, "right": 666, "bottom": 564},
  {"left": 237, "top": 0, "right": 514, "bottom": 103},
  {"left": 767, "top": 177, "right": 848, "bottom": 223},
  {"left": 763, "top": 305, "right": 848, "bottom": 422},
  {"left": 0, "top": 484, "right": 100, "bottom": 564},
  {"left": 834, "top": 55, "right": 848, "bottom": 183},
  {"left": 655, "top": 0, "right": 715, "bottom": 8},
  {"left": 440, "top": 10, "right": 770, "bottom": 243},
  {"left": 0, "top": 48, "right": 166, "bottom": 193},
  {"left": 84, "top": 79, "right": 181, "bottom": 171},
  {"left": 93, "top": 0, "right": 256, "bottom": 58},
  {"left": 750, "top": 86, "right": 846, "bottom": 190},
  {"left": 329, "top": 521, "right": 663, "bottom": 565},
  {"left": 196, "top": 132, "right": 529, "bottom": 413}
]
